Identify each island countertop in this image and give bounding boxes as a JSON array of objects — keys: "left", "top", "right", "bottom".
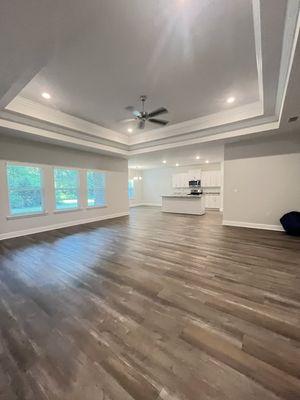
[
  {"left": 161, "top": 195, "right": 203, "bottom": 199},
  {"left": 161, "top": 195, "right": 205, "bottom": 215}
]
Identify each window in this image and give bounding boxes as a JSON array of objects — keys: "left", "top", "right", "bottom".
[
  {"left": 87, "top": 170, "right": 106, "bottom": 207},
  {"left": 6, "top": 163, "right": 44, "bottom": 215},
  {"left": 128, "top": 179, "right": 135, "bottom": 200},
  {"left": 54, "top": 168, "right": 79, "bottom": 210}
]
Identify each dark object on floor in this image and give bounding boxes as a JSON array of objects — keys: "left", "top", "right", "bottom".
[{"left": 280, "top": 211, "right": 300, "bottom": 236}]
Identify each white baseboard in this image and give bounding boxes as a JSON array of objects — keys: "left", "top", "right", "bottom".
[
  {"left": 129, "top": 203, "right": 145, "bottom": 208},
  {"left": 0, "top": 212, "right": 129, "bottom": 241},
  {"left": 130, "top": 203, "right": 161, "bottom": 207},
  {"left": 222, "top": 220, "right": 284, "bottom": 231},
  {"left": 142, "top": 203, "right": 162, "bottom": 207}
]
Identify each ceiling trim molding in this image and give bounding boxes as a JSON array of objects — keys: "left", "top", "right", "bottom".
[
  {"left": 128, "top": 120, "right": 279, "bottom": 156},
  {"left": 275, "top": 0, "right": 300, "bottom": 121},
  {"left": 0, "top": 118, "right": 129, "bottom": 157},
  {"left": 128, "top": 101, "right": 263, "bottom": 145},
  {"left": 252, "top": 0, "right": 264, "bottom": 110},
  {"left": 5, "top": 96, "right": 129, "bottom": 146}
]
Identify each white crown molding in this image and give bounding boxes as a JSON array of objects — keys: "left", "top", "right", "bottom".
[
  {"left": 0, "top": 118, "right": 129, "bottom": 157},
  {"left": 129, "top": 120, "right": 279, "bottom": 155},
  {"left": 252, "top": 0, "right": 264, "bottom": 109},
  {"left": 0, "top": 211, "right": 129, "bottom": 241},
  {"left": 222, "top": 220, "right": 284, "bottom": 231},
  {"left": 275, "top": 0, "right": 300, "bottom": 121},
  {"left": 6, "top": 96, "right": 129, "bottom": 146},
  {"left": 128, "top": 101, "right": 263, "bottom": 146}
]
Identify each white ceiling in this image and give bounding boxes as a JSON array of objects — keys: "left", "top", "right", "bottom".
[
  {"left": 18, "top": 0, "right": 259, "bottom": 134},
  {"left": 0, "top": 0, "right": 299, "bottom": 158}
]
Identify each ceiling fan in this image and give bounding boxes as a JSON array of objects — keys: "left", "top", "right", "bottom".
[{"left": 122, "top": 95, "right": 169, "bottom": 129}]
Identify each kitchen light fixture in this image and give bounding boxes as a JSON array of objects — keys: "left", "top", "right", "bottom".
[
  {"left": 138, "top": 176, "right": 142, "bottom": 180},
  {"left": 162, "top": 160, "right": 167, "bottom": 164},
  {"left": 226, "top": 96, "right": 235, "bottom": 104},
  {"left": 42, "top": 92, "right": 51, "bottom": 99},
  {"left": 133, "top": 176, "right": 138, "bottom": 180},
  {"left": 176, "top": 163, "right": 179, "bottom": 167},
  {"left": 127, "top": 128, "right": 133, "bottom": 133}
]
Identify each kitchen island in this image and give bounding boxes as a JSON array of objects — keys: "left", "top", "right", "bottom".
[{"left": 161, "top": 195, "right": 205, "bottom": 215}]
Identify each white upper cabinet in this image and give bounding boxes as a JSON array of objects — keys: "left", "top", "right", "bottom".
[
  {"left": 187, "top": 169, "right": 202, "bottom": 181},
  {"left": 202, "top": 170, "right": 221, "bottom": 187},
  {"left": 172, "top": 173, "right": 190, "bottom": 188}
]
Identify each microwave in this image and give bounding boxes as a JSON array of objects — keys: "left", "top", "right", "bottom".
[{"left": 189, "top": 180, "right": 201, "bottom": 187}]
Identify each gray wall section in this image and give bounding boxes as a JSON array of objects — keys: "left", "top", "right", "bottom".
[
  {"left": 223, "top": 132, "right": 300, "bottom": 228},
  {"left": 0, "top": 134, "right": 129, "bottom": 238}
]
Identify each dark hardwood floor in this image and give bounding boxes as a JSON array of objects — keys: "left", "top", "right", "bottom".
[{"left": 0, "top": 207, "right": 300, "bottom": 400}]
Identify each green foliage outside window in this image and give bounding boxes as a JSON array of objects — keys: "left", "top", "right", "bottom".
[
  {"left": 54, "top": 168, "right": 79, "bottom": 209},
  {"left": 7, "top": 164, "right": 43, "bottom": 215},
  {"left": 87, "top": 171, "right": 106, "bottom": 207}
]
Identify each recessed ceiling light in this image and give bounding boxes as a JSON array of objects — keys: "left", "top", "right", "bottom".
[
  {"left": 196, "top": 156, "right": 200, "bottom": 160},
  {"left": 205, "top": 160, "right": 209, "bottom": 164},
  {"left": 127, "top": 128, "right": 133, "bottom": 133},
  {"left": 42, "top": 92, "right": 51, "bottom": 99},
  {"left": 227, "top": 96, "right": 235, "bottom": 104},
  {"left": 162, "top": 160, "right": 167, "bottom": 164},
  {"left": 176, "top": 163, "right": 179, "bottom": 167}
]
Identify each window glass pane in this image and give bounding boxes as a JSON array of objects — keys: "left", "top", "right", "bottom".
[
  {"left": 7, "top": 164, "right": 43, "bottom": 215},
  {"left": 54, "top": 168, "right": 79, "bottom": 210},
  {"left": 128, "top": 179, "right": 135, "bottom": 200},
  {"left": 87, "top": 171, "right": 106, "bottom": 207}
]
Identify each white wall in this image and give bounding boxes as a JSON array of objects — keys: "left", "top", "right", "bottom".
[
  {"left": 223, "top": 132, "right": 300, "bottom": 230},
  {"left": 0, "top": 134, "right": 129, "bottom": 239},
  {"left": 128, "top": 169, "right": 143, "bottom": 207},
  {"left": 142, "top": 163, "right": 221, "bottom": 206}
]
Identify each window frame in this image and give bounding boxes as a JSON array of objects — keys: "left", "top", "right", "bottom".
[
  {"left": 5, "top": 161, "right": 46, "bottom": 218},
  {"left": 86, "top": 169, "right": 107, "bottom": 209},
  {"left": 53, "top": 166, "right": 81, "bottom": 212}
]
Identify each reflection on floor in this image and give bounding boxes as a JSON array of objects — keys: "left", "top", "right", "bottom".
[{"left": 0, "top": 207, "right": 299, "bottom": 400}]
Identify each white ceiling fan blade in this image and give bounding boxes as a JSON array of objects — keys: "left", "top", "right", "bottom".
[{"left": 118, "top": 118, "right": 136, "bottom": 123}]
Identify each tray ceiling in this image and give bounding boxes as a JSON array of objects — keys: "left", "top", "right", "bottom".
[{"left": 0, "top": 0, "right": 299, "bottom": 158}]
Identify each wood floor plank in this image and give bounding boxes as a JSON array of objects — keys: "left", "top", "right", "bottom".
[
  {"left": 181, "top": 322, "right": 300, "bottom": 400},
  {"left": 0, "top": 207, "right": 299, "bottom": 399}
]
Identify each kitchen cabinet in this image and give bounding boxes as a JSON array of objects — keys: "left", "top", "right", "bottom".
[
  {"left": 204, "top": 194, "right": 221, "bottom": 209},
  {"left": 172, "top": 173, "right": 189, "bottom": 188},
  {"left": 172, "top": 169, "right": 201, "bottom": 188},
  {"left": 187, "top": 169, "right": 202, "bottom": 181},
  {"left": 202, "top": 170, "right": 221, "bottom": 187}
]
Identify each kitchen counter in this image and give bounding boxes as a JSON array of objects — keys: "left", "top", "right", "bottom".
[
  {"left": 161, "top": 195, "right": 205, "bottom": 215},
  {"left": 162, "top": 195, "right": 203, "bottom": 198}
]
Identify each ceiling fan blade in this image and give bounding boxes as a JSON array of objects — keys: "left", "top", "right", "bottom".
[
  {"left": 133, "top": 110, "right": 141, "bottom": 117},
  {"left": 118, "top": 118, "right": 136, "bottom": 123},
  {"left": 148, "top": 107, "right": 168, "bottom": 118},
  {"left": 125, "top": 106, "right": 135, "bottom": 111},
  {"left": 138, "top": 120, "right": 145, "bottom": 129},
  {"left": 148, "top": 118, "right": 169, "bottom": 126}
]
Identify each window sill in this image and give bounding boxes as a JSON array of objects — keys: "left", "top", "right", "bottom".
[
  {"left": 86, "top": 205, "right": 107, "bottom": 210},
  {"left": 7, "top": 211, "right": 48, "bottom": 220},
  {"left": 54, "top": 207, "right": 83, "bottom": 214}
]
